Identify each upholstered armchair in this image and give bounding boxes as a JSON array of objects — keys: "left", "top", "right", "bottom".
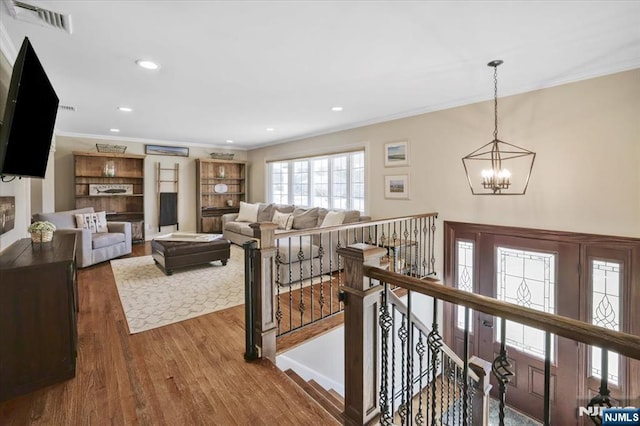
[{"left": 32, "top": 207, "right": 132, "bottom": 268}]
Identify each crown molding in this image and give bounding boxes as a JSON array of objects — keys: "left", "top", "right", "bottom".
[{"left": 54, "top": 130, "right": 249, "bottom": 151}]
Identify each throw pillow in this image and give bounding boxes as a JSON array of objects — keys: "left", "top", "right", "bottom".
[
  {"left": 257, "top": 203, "right": 276, "bottom": 222},
  {"left": 292, "top": 207, "right": 319, "bottom": 229},
  {"left": 236, "top": 201, "right": 259, "bottom": 222},
  {"left": 272, "top": 210, "right": 294, "bottom": 230},
  {"left": 320, "top": 211, "right": 345, "bottom": 227},
  {"left": 75, "top": 211, "right": 109, "bottom": 233}
]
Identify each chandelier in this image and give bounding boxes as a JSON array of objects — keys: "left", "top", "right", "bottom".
[{"left": 462, "top": 60, "right": 536, "bottom": 195}]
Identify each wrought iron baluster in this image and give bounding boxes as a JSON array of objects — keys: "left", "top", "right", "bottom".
[
  {"left": 288, "top": 242, "right": 293, "bottom": 333},
  {"left": 428, "top": 298, "right": 442, "bottom": 426},
  {"left": 442, "top": 356, "right": 449, "bottom": 424},
  {"left": 398, "top": 312, "right": 408, "bottom": 425},
  {"left": 431, "top": 216, "right": 436, "bottom": 275},
  {"left": 462, "top": 307, "right": 470, "bottom": 426},
  {"left": 406, "top": 290, "right": 414, "bottom": 423},
  {"left": 379, "top": 282, "right": 394, "bottom": 425},
  {"left": 391, "top": 304, "right": 397, "bottom": 418},
  {"left": 308, "top": 236, "right": 314, "bottom": 324},
  {"left": 492, "top": 317, "right": 513, "bottom": 426},
  {"left": 336, "top": 231, "right": 343, "bottom": 311},
  {"left": 543, "top": 331, "right": 551, "bottom": 426},
  {"left": 455, "top": 364, "right": 460, "bottom": 425},
  {"left": 587, "top": 349, "right": 612, "bottom": 426},
  {"left": 297, "top": 236, "right": 305, "bottom": 327},
  {"left": 415, "top": 329, "right": 425, "bottom": 425},
  {"left": 413, "top": 219, "right": 419, "bottom": 277},
  {"left": 275, "top": 244, "right": 283, "bottom": 334},
  {"left": 318, "top": 235, "right": 325, "bottom": 319},
  {"left": 328, "top": 231, "right": 334, "bottom": 314}
]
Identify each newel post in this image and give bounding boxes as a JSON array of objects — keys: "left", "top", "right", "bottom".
[
  {"left": 469, "top": 356, "right": 492, "bottom": 426},
  {"left": 338, "top": 243, "right": 387, "bottom": 426},
  {"left": 248, "top": 222, "right": 278, "bottom": 363}
]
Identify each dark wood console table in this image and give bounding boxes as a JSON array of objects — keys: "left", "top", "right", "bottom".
[{"left": 0, "top": 233, "right": 77, "bottom": 401}]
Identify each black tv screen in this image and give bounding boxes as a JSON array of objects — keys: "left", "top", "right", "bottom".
[{"left": 0, "top": 37, "right": 59, "bottom": 179}]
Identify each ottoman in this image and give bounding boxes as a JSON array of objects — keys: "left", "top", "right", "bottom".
[{"left": 151, "top": 237, "right": 231, "bottom": 275}]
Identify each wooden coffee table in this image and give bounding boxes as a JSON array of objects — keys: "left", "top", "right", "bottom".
[{"left": 151, "top": 234, "right": 231, "bottom": 275}]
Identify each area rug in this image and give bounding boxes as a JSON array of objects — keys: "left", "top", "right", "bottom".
[
  {"left": 111, "top": 245, "right": 245, "bottom": 334},
  {"left": 443, "top": 397, "right": 541, "bottom": 425}
]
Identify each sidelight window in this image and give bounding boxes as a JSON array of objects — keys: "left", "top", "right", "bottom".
[
  {"left": 456, "top": 240, "right": 474, "bottom": 331},
  {"left": 590, "top": 260, "right": 620, "bottom": 385}
]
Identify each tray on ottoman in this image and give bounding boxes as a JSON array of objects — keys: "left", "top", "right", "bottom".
[{"left": 151, "top": 233, "right": 231, "bottom": 275}]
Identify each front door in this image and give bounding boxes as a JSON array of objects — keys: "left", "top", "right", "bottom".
[
  {"left": 444, "top": 222, "right": 640, "bottom": 425},
  {"left": 475, "top": 235, "right": 580, "bottom": 424}
]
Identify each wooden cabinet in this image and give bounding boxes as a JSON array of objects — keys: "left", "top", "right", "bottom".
[
  {"left": 74, "top": 151, "right": 145, "bottom": 242},
  {"left": 0, "top": 234, "right": 77, "bottom": 401},
  {"left": 196, "top": 159, "right": 247, "bottom": 233}
]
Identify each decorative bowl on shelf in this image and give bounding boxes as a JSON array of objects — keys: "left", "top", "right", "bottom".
[{"left": 214, "top": 183, "right": 228, "bottom": 193}]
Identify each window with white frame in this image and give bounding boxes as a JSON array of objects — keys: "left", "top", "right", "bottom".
[{"left": 267, "top": 150, "right": 366, "bottom": 212}]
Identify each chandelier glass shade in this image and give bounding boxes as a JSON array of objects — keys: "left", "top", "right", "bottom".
[{"left": 462, "top": 60, "right": 536, "bottom": 195}]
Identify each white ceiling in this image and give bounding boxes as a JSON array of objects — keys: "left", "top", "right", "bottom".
[{"left": 1, "top": 1, "right": 639, "bottom": 150}]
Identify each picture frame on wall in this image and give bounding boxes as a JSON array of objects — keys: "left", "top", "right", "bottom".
[
  {"left": 384, "top": 174, "right": 410, "bottom": 199},
  {"left": 384, "top": 140, "right": 409, "bottom": 167},
  {"left": 145, "top": 144, "right": 189, "bottom": 157},
  {"left": 89, "top": 184, "right": 134, "bottom": 196}
]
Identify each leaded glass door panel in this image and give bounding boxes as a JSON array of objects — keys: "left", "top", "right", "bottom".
[{"left": 475, "top": 235, "right": 580, "bottom": 425}]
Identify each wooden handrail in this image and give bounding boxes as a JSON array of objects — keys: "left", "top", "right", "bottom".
[
  {"left": 364, "top": 265, "right": 640, "bottom": 360},
  {"left": 272, "top": 212, "right": 439, "bottom": 240}
]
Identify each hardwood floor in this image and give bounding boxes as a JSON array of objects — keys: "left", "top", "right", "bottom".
[{"left": 0, "top": 243, "right": 340, "bottom": 425}]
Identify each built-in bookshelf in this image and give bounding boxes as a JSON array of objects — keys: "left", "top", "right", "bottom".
[
  {"left": 73, "top": 151, "right": 145, "bottom": 242},
  {"left": 196, "top": 158, "right": 247, "bottom": 233}
]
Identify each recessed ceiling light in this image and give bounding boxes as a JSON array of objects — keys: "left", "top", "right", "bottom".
[
  {"left": 331, "top": 106, "right": 343, "bottom": 111},
  {"left": 136, "top": 59, "right": 160, "bottom": 70},
  {"left": 118, "top": 106, "right": 133, "bottom": 112},
  {"left": 266, "top": 127, "right": 275, "bottom": 132},
  {"left": 226, "top": 140, "right": 234, "bottom": 143},
  {"left": 109, "top": 128, "right": 120, "bottom": 133}
]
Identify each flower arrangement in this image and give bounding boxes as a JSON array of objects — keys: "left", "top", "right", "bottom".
[
  {"left": 28, "top": 221, "right": 56, "bottom": 243},
  {"left": 27, "top": 221, "right": 57, "bottom": 233}
]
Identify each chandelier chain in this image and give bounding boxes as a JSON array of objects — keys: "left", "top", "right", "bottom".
[{"left": 493, "top": 65, "right": 499, "bottom": 141}]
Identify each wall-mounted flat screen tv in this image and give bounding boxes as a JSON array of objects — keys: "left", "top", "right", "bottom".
[{"left": 0, "top": 37, "right": 59, "bottom": 179}]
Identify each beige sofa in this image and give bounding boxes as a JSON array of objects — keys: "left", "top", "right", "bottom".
[{"left": 222, "top": 203, "right": 370, "bottom": 284}]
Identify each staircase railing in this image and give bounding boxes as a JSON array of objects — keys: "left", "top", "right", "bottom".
[
  {"left": 244, "top": 212, "right": 438, "bottom": 361},
  {"left": 382, "top": 288, "right": 491, "bottom": 425},
  {"left": 338, "top": 244, "right": 640, "bottom": 426}
]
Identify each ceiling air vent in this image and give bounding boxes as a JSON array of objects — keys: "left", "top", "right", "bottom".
[
  {"left": 58, "top": 105, "right": 76, "bottom": 112},
  {"left": 6, "top": 1, "right": 73, "bottom": 34}
]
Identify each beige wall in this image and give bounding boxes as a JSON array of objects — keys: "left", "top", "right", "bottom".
[
  {"left": 54, "top": 136, "right": 246, "bottom": 239},
  {"left": 248, "top": 70, "right": 640, "bottom": 241}
]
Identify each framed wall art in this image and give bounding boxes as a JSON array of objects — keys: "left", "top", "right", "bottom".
[
  {"left": 0, "top": 196, "right": 15, "bottom": 235},
  {"left": 384, "top": 174, "right": 409, "bottom": 199},
  {"left": 145, "top": 144, "right": 189, "bottom": 157},
  {"left": 89, "top": 184, "right": 134, "bottom": 196},
  {"left": 384, "top": 140, "right": 409, "bottom": 167}
]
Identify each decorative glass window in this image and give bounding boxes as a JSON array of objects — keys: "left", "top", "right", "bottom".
[
  {"left": 496, "top": 247, "right": 556, "bottom": 361},
  {"left": 590, "top": 260, "right": 620, "bottom": 385},
  {"left": 267, "top": 150, "right": 366, "bottom": 212},
  {"left": 456, "top": 240, "right": 474, "bottom": 331}
]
